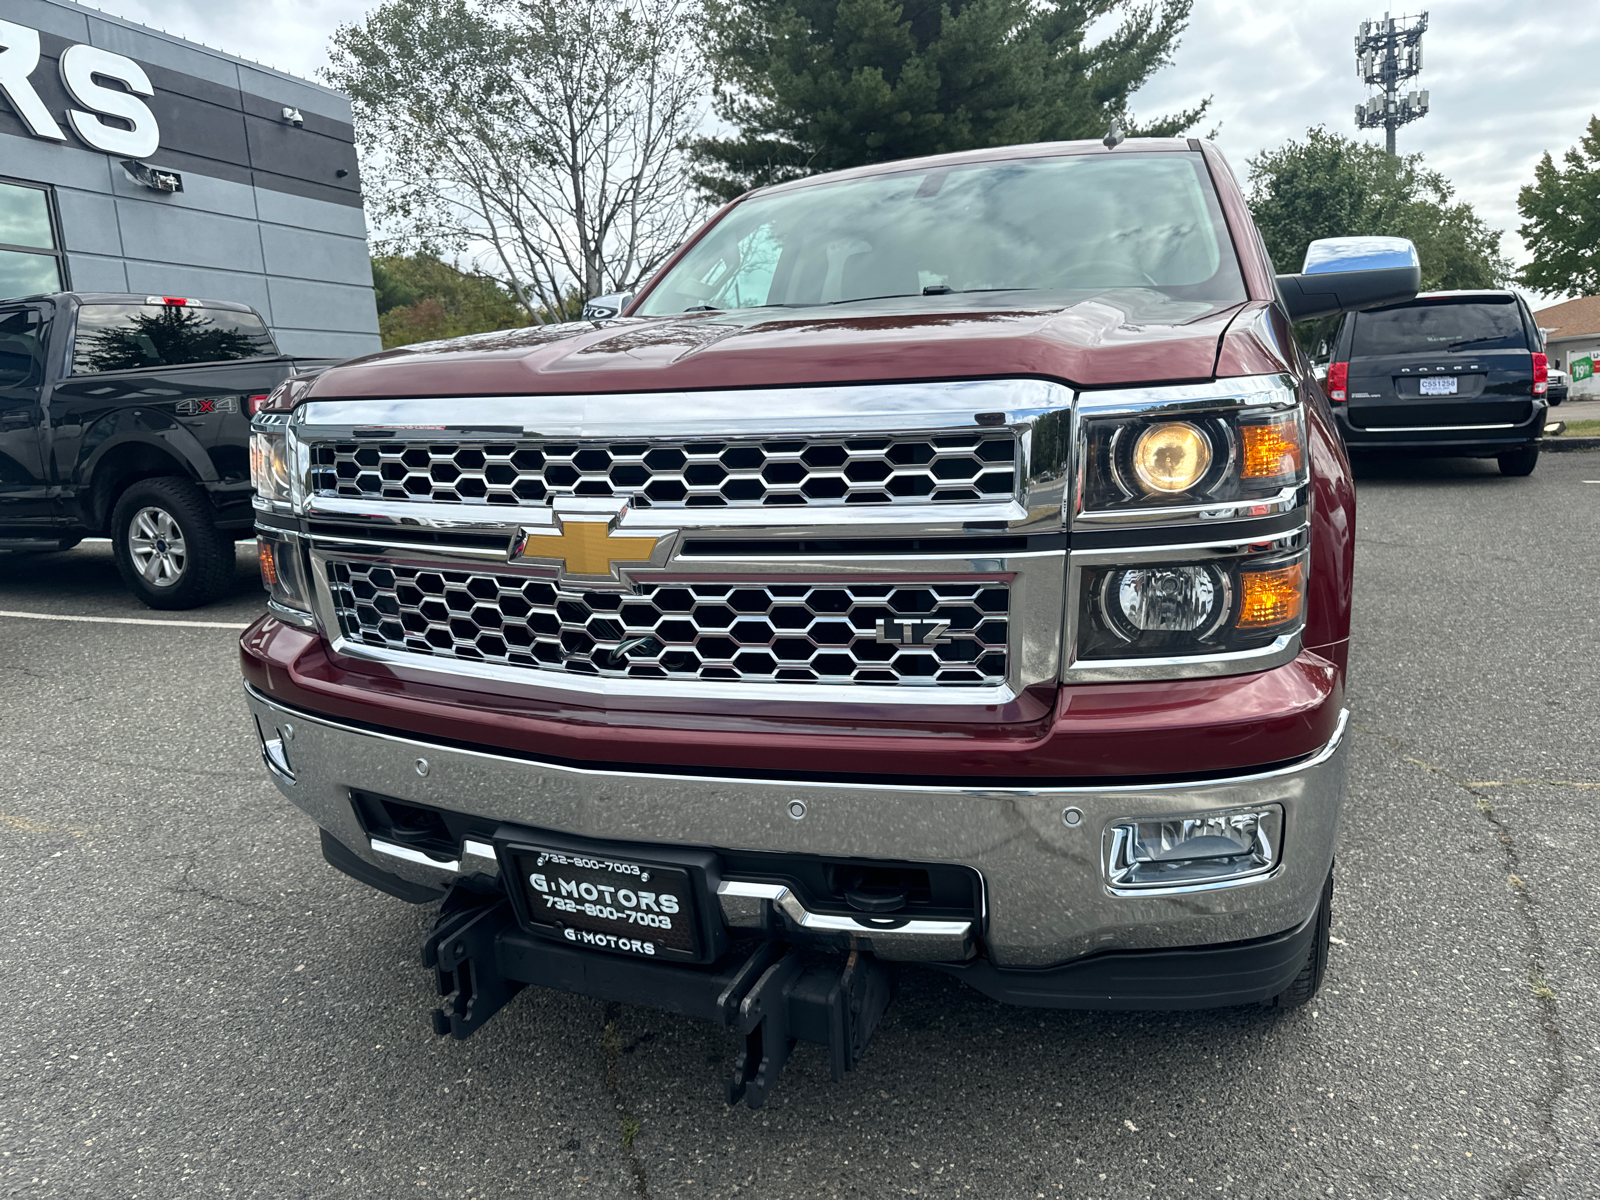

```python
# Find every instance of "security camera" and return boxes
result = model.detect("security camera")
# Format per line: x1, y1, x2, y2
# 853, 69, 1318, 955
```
282, 107, 304, 126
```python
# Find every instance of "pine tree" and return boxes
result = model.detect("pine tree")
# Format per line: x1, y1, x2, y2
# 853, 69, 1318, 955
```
690, 0, 1208, 201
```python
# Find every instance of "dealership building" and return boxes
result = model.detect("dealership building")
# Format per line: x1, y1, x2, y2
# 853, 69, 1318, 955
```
0, 0, 380, 358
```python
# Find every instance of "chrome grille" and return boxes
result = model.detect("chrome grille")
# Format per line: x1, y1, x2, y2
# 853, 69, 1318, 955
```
327, 560, 1009, 686
308, 434, 1017, 508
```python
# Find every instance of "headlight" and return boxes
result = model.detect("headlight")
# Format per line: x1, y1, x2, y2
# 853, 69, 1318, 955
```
1064, 376, 1310, 681
1077, 380, 1305, 519
1130, 422, 1212, 494
250, 415, 293, 506
1076, 552, 1306, 664
256, 530, 313, 617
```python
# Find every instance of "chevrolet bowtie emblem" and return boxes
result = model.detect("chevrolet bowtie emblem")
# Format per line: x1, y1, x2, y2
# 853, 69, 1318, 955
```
508, 516, 663, 578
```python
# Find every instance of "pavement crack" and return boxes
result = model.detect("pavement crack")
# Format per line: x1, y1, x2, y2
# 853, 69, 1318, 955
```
163, 851, 271, 911
0, 661, 54, 682
1350, 721, 1573, 1197
600, 1001, 653, 1199
7, 741, 261, 783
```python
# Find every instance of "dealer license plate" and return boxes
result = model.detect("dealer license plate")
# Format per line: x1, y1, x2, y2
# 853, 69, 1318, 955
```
510, 845, 700, 960
1419, 375, 1458, 395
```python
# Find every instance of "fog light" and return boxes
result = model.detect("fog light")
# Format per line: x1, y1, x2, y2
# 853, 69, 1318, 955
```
1132, 422, 1211, 494
1104, 565, 1227, 638
1105, 806, 1281, 891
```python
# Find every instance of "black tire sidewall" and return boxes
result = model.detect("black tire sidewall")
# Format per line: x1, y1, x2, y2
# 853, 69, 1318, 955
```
1498, 447, 1539, 477
110, 478, 233, 609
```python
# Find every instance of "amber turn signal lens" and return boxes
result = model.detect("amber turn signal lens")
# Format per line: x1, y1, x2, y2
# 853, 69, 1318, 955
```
1240, 420, 1304, 480
1235, 562, 1304, 628
257, 538, 279, 588
1132, 422, 1212, 494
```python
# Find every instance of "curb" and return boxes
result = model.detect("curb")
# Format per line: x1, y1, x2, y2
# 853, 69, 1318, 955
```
1538, 437, 1600, 453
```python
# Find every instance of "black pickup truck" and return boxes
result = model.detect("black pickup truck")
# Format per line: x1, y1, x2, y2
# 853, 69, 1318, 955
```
0, 292, 336, 608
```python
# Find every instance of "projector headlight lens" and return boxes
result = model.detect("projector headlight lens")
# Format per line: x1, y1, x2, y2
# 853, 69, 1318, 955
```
1131, 422, 1212, 495
1075, 378, 1308, 518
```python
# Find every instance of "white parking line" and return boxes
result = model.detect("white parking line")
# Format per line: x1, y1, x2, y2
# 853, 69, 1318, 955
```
0, 609, 251, 630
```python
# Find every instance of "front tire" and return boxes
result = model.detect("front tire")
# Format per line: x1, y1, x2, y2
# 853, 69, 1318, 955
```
1267, 868, 1333, 1009
1497, 446, 1539, 477
110, 478, 234, 609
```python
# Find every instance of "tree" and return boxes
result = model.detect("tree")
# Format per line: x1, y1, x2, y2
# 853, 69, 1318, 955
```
371, 253, 534, 348
690, 0, 1209, 202
1247, 127, 1512, 293
1516, 116, 1600, 298
327, 0, 707, 321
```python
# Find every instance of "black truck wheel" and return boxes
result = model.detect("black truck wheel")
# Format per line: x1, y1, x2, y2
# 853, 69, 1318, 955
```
1497, 446, 1539, 477
1266, 868, 1333, 1009
110, 478, 234, 609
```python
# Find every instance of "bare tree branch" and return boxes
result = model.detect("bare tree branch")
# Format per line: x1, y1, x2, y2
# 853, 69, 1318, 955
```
328, 0, 709, 321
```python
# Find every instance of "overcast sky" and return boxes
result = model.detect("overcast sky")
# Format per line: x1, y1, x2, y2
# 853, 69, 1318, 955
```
79, 0, 1600, 298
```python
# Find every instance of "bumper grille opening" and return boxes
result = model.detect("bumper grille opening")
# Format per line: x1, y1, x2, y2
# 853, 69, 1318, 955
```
328, 560, 1010, 686
352, 791, 460, 860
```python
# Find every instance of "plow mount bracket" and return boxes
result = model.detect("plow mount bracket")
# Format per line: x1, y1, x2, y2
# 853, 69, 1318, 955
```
421, 885, 893, 1108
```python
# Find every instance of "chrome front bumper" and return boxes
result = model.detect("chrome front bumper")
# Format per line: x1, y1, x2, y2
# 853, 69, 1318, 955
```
245, 684, 1348, 969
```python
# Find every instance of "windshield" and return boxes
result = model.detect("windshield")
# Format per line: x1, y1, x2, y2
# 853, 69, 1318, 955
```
1351, 297, 1527, 357
636, 153, 1246, 316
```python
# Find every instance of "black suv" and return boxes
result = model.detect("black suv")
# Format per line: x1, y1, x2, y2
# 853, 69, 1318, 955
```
1323, 289, 1549, 476
0, 292, 335, 607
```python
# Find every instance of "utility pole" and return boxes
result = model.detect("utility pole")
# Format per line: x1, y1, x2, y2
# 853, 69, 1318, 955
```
1355, 12, 1429, 155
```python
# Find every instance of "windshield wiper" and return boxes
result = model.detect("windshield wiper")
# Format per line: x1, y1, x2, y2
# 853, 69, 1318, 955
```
824, 287, 1046, 305
826, 293, 921, 305
1446, 336, 1503, 350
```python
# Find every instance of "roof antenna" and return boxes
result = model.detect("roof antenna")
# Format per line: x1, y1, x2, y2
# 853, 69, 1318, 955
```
1103, 119, 1125, 150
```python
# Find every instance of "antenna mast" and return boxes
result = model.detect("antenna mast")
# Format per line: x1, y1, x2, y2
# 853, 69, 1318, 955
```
1355, 12, 1429, 155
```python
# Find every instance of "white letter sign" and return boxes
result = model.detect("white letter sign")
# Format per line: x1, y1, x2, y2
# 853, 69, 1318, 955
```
0, 18, 65, 141
0, 20, 161, 158
60, 43, 159, 158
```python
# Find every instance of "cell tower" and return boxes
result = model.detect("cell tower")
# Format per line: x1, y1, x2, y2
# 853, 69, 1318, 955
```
1354, 12, 1430, 155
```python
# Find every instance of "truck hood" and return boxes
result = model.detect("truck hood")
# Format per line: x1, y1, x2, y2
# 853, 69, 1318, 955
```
311, 292, 1285, 400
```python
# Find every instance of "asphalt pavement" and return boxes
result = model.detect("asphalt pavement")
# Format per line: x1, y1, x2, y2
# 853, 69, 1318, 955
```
1, 449, 1597, 1199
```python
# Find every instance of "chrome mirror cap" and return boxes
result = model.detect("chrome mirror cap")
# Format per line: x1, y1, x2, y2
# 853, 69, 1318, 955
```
582, 292, 635, 321
1276, 236, 1421, 324
1301, 236, 1420, 275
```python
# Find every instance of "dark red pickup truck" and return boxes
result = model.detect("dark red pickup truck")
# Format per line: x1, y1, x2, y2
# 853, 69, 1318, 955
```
242, 139, 1418, 1106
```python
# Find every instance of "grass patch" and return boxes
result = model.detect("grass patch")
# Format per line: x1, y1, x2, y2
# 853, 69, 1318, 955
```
1556, 419, 1600, 437
620, 1114, 641, 1148
1529, 971, 1556, 1002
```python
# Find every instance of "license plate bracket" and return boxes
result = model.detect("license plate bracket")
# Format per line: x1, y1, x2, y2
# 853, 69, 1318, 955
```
1419, 375, 1458, 396
495, 827, 724, 964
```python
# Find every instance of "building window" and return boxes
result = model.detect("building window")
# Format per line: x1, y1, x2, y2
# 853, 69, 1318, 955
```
0, 179, 66, 300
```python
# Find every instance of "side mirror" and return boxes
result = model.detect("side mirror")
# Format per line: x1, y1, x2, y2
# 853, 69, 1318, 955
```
582, 292, 634, 321
1275, 237, 1421, 323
